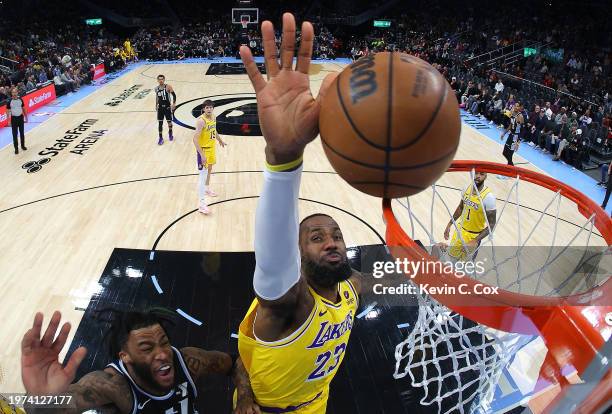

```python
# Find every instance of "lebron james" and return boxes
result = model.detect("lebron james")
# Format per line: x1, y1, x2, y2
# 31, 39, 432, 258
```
235, 13, 373, 414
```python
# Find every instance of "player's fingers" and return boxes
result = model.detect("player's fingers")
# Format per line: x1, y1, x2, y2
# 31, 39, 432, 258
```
239, 46, 266, 93
41, 311, 61, 348
51, 322, 72, 353
29, 312, 43, 346
64, 346, 87, 380
21, 328, 38, 356
296, 21, 314, 74
260, 21, 279, 78
279, 13, 296, 70
316, 72, 339, 104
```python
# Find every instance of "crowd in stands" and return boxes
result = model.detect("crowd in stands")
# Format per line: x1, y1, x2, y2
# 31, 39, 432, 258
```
1, 0, 610, 177
133, 22, 236, 60
0, 8, 131, 105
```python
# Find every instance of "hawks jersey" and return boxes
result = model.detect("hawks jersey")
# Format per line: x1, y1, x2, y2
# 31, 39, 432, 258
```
459, 185, 494, 233
106, 346, 199, 414
238, 279, 359, 413
156, 85, 171, 107
197, 115, 216, 148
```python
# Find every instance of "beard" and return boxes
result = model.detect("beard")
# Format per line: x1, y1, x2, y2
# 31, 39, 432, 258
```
302, 254, 352, 288
130, 359, 166, 390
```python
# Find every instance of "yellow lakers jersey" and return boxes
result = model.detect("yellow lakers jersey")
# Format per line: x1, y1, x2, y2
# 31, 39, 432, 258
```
238, 279, 359, 413
198, 116, 216, 148
460, 185, 491, 233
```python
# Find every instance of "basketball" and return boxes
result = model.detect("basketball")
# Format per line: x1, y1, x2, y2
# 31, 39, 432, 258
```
319, 52, 461, 198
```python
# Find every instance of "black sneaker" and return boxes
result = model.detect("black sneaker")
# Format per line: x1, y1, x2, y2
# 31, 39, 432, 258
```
21, 146, 27, 151
14, 149, 18, 154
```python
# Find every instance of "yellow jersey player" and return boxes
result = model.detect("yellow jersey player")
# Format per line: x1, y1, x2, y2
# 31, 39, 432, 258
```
443, 171, 497, 261
193, 100, 226, 214
234, 13, 373, 414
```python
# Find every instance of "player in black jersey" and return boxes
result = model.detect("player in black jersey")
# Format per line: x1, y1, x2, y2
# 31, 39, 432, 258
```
21, 310, 261, 414
502, 103, 524, 166
156, 74, 176, 145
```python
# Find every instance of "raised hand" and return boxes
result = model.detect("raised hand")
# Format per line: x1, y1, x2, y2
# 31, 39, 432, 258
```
21, 311, 87, 395
239, 13, 337, 165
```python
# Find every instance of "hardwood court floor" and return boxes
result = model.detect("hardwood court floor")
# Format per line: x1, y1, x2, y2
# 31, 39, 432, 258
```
0, 62, 604, 396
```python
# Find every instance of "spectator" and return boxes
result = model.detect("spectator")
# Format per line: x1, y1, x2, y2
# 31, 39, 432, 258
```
60, 70, 77, 92
579, 109, 592, 128
541, 110, 556, 151
461, 80, 478, 105
593, 106, 605, 125
16, 82, 26, 96
494, 79, 504, 94
0, 86, 8, 104
26, 76, 36, 92
555, 107, 567, 124
488, 93, 504, 125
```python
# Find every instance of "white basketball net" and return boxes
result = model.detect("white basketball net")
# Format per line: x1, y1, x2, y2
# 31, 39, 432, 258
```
391, 167, 609, 414
394, 293, 530, 414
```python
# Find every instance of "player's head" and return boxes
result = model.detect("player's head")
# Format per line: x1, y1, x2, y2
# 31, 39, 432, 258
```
299, 214, 352, 288
157, 74, 165, 85
473, 171, 487, 188
11, 88, 18, 98
106, 309, 175, 392
202, 100, 214, 116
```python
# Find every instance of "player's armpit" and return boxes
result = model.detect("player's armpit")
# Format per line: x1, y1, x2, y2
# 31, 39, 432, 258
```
180, 347, 232, 380
256, 279, 302, 313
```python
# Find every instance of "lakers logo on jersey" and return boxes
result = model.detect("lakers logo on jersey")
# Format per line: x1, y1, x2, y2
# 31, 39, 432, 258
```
238, 279, 358, 413
307, 311, 353, 349
198, 116, 216, 148
449, 185, 494, 260
461, 186, 491, 233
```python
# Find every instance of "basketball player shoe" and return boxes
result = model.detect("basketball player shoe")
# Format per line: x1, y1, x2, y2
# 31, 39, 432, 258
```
169, 133, 174, 141
198, 202, 211, 215
158, 136, 164, 145
205, 189, 217, 197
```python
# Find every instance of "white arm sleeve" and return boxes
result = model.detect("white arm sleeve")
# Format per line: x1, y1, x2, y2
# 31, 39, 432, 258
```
483, 193, 496, 211
253, 166, 302, 300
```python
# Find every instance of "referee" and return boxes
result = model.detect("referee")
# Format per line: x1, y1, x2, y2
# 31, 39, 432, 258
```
8, 88, 28, 154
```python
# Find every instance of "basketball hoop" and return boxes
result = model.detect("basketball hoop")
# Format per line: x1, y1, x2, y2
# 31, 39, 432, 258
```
241, 18, 249, 30
384, 160, 611, 413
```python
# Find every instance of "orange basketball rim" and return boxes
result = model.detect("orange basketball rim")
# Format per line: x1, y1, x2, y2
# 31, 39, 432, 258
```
383, 160, 611, 414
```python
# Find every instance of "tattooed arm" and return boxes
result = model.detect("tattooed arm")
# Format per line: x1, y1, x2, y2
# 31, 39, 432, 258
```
180, 348, 259, 413
181, 347, 233, 379
24, 369, 133, 414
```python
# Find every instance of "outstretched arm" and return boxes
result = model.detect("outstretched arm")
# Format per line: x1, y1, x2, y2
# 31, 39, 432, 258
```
21, 311, 132, 413
25, 370, 132, 414
240, 13, 336, 310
